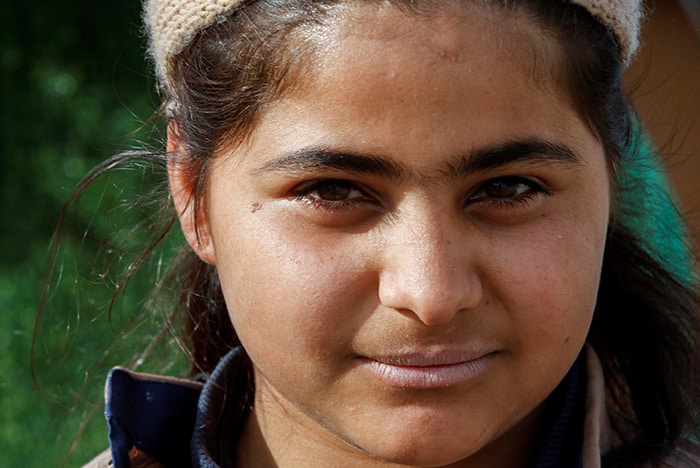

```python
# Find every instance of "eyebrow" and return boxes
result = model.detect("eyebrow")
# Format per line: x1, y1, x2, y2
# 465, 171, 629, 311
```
255, 139, 583, 180
448, 139, 583, 177
256, 148, 408, 179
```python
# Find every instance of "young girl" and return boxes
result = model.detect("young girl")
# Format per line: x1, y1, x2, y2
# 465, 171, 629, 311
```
81, 0, 700, 466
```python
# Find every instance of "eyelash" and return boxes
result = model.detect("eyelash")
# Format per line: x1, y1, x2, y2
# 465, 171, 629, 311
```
466, 176, 549, 209
293, 176, 548, 212
293, 179, 376, 211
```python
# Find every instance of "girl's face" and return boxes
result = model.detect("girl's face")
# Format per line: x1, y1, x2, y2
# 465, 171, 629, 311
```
175, 3, 610, 466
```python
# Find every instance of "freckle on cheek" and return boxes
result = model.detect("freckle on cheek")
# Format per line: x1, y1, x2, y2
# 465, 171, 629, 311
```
250, 202, 262, 213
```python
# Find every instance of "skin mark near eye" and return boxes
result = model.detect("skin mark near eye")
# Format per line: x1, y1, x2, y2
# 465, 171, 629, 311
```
251, 202, 263, 213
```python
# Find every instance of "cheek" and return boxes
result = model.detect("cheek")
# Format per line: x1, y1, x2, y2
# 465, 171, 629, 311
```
489, 209, 608, 348
212, 211, 372, 363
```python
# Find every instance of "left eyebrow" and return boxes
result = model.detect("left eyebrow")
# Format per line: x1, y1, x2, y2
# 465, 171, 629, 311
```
447, 139, 584, 177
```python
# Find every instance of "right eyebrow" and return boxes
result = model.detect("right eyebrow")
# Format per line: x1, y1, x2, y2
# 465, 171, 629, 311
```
255, 147, 409, 180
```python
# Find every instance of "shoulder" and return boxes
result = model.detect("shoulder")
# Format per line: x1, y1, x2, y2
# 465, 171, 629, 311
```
662, 438, 700, 467
81, 447, 166, 468
104, 367, 204, 467
582, 347, 700, 467
81, 448, 112, 468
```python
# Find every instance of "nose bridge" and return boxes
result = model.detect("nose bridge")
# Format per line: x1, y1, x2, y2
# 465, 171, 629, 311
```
404, 212, 455, 286
378, 201, 481, 325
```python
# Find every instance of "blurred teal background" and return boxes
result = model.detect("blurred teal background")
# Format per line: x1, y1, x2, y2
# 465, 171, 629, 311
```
0, 1, 186, 465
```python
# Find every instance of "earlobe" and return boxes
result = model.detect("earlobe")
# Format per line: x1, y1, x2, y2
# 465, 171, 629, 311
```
166, 121, 217, 265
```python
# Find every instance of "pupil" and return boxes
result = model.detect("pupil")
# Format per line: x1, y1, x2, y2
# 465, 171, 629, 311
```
486, 180, 518, 198
318, 182, 351, 201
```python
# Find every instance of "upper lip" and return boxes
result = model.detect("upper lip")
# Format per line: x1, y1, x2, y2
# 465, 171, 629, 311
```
363, 347, 495, 367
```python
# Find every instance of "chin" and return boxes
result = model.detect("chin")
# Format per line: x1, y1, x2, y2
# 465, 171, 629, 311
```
346, 423, 488, 467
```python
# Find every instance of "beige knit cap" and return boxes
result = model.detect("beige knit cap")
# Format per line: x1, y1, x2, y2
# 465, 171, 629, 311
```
144, 0, 642, 91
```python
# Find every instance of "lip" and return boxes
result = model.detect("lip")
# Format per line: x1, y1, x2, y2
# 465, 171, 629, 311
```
358, 348, 497, 389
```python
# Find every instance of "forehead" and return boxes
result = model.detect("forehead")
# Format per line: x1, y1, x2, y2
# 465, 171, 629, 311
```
304, 1, 565, 99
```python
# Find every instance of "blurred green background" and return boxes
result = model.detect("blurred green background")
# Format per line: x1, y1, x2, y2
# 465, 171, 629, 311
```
0, 1, 186, 465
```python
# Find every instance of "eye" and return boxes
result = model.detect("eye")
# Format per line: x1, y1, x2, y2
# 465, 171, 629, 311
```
467, 176, 548, 208
294, 179, 375, 210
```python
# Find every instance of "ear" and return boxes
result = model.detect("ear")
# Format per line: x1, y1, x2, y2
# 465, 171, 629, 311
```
167, 121, 217, 265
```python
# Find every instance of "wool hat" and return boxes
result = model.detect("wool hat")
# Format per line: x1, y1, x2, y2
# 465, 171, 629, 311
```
144, 0, 642, 92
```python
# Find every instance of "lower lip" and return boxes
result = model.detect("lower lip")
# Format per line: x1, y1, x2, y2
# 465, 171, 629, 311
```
358, 353, 496, 389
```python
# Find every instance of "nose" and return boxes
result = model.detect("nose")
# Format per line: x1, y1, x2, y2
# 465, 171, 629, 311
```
377, 206, 482, 326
